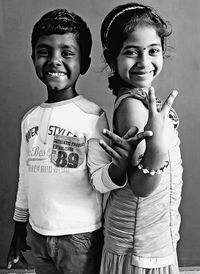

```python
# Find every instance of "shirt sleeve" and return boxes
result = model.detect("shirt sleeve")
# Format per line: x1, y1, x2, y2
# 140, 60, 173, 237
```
87, 111, 126, 193
13, 118, 29, 222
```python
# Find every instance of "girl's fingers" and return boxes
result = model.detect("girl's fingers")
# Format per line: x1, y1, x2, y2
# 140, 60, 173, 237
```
128, 130, 153, 146
162, 90, 178, 113
148, 87, 157, 114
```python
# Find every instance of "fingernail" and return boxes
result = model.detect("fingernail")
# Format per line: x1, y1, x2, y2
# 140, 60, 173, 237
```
150, 86, 154, 91
103, 129, 107, 134
13, 258, 19, 263
173, 90, 178, 96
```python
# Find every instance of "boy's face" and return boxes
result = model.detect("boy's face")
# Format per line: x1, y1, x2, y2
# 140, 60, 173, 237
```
33, 33, 81, 99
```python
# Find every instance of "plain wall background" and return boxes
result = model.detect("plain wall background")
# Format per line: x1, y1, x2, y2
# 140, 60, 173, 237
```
0, 0, 200, 268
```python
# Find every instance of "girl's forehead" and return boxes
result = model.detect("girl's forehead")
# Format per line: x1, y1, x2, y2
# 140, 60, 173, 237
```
123, 26, 161, 47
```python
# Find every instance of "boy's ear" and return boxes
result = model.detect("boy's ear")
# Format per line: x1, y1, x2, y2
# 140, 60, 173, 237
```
80, 57, 91, 75
31, 54, 35, 64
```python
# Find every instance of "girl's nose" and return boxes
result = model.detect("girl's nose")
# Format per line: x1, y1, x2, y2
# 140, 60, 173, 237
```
136, 52, 150, 68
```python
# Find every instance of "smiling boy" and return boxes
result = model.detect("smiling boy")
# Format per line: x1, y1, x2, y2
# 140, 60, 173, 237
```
6, 9, 152, 274
6, 9, 122, 274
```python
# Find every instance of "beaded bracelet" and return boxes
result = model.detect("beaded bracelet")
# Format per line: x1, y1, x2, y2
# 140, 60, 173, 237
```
137, 160, 169, 176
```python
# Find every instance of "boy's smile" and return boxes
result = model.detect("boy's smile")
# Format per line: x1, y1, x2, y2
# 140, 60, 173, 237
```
33, 33, 81, 101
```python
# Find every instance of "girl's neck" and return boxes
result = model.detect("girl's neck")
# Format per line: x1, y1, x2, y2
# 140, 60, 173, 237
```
117, 85, 150, 97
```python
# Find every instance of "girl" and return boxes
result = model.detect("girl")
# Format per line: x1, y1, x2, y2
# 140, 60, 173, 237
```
99, 2, 183, 273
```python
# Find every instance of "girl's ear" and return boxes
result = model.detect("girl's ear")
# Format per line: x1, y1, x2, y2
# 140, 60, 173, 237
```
80, 57, 91, 75
103, 49, 116, 71
103, 49, 109, 64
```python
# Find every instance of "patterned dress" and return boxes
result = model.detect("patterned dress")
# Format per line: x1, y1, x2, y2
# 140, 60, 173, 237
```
100, 88, 183, 274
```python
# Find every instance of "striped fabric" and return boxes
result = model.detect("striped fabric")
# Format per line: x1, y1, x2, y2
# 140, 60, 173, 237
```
14, 206, 29, 222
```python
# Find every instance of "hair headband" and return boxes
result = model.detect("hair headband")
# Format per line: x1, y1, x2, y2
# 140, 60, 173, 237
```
105, 6, 145, 41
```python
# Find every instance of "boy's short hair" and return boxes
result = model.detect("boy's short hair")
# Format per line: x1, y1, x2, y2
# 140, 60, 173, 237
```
31, 9, 92, 68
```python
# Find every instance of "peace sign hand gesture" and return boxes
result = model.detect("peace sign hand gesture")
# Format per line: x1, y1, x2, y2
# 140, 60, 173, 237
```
144, 87, 178, 157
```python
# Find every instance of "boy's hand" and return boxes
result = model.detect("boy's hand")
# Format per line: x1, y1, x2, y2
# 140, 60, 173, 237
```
100, 127, 153, 175
7, 222, 31, 269
7, 248, 29, 269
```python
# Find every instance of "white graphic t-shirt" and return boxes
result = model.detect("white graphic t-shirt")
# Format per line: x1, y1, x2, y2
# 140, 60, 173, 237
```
14, 95, 123, 236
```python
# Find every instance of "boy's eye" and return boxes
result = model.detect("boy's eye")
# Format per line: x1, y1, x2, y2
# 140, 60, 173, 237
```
62, 50, 74, 58
36, 49, 49, 56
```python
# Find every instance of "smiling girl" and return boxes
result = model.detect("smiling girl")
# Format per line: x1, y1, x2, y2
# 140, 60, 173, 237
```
99, 3, 183, 273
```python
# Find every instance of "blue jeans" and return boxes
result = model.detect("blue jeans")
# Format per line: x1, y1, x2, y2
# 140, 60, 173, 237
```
30, 227, 103, 274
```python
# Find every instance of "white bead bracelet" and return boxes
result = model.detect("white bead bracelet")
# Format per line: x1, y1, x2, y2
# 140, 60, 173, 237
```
137, 161, 169, 176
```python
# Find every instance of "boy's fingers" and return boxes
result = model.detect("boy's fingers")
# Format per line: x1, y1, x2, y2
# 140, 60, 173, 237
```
19, 252, 28, 265
162, 90, 178, 112
7, 248, 20, 269
148, 87, 157, 113
7, 255, 19, 269
103, 129, 121, 142
99, 140, 120, 158
7, 249, 14, 269
26, 245, 31, 250
123, 126, 138, 139
7, 261, 13, 269
128, 131, 153, 145
102, 129, 128, 149
7, 255, 13, 269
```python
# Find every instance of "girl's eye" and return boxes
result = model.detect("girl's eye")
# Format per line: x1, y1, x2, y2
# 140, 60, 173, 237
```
124, 50, 139, 57
149, 48, 161, 55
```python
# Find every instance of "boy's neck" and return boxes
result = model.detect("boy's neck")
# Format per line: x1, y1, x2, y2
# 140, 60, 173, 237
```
45, 88, 79, 103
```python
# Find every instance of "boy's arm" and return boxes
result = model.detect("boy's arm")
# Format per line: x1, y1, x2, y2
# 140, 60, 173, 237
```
7, 119, 30, 269
99, 127, 153, 186
13, 119, 29, 222
87, 112, 123, 193
87, 111, 152, 193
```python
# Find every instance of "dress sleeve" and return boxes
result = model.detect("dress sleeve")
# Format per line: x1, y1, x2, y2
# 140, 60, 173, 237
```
87, 111, 126, 193
13, 118, 29, 222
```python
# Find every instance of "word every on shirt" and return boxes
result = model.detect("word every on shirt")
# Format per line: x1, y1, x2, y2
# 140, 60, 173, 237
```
26, 125, 75, 143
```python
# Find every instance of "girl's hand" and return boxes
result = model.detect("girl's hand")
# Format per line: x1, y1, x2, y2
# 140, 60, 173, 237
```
100, 127, 153, 174
144, 87, 178, 156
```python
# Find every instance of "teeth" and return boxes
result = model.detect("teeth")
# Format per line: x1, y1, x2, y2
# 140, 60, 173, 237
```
48, 72, 65, 76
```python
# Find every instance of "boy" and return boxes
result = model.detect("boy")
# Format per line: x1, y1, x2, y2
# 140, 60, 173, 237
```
7, 8, 151, 274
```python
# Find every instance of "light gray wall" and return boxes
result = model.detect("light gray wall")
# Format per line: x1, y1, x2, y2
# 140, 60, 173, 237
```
0, 0, 200, 267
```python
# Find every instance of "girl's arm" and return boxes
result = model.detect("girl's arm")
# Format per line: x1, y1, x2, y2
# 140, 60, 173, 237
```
115, 88, 177, 197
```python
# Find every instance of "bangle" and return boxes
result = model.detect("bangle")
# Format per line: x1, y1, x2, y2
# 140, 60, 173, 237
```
137, 160, 169, 176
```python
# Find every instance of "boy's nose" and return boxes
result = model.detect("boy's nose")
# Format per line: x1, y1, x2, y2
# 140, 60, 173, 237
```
48, 54, 62, 66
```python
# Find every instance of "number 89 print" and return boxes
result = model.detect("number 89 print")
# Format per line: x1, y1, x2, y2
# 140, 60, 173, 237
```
51, 135, 85, 168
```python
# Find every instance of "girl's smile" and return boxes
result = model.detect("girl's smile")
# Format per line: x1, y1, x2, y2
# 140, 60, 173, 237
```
116, 26, 163, 89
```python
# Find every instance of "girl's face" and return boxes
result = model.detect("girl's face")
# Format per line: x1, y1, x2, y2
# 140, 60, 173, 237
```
116, 26, 163, 90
